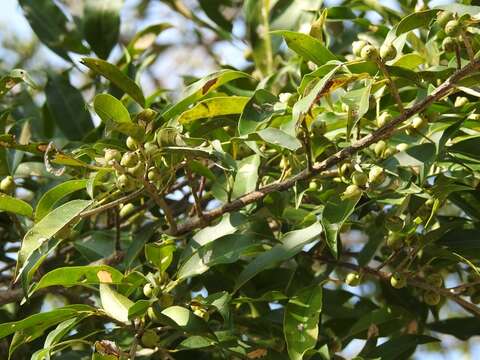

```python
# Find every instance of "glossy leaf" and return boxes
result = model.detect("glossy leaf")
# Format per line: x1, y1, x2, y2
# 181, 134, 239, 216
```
128, 23, 172, 55
145, 242, 175, 273
396, 10, 437, 36
0, 193, 33, 218
239, 89, 277, 136
232, 154, 260, 199
178, 96, 249, 125
99, 284, 134, 323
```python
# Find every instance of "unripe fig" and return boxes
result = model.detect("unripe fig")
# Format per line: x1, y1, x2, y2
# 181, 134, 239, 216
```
309, 181, 318, 191
390, 272, 407, 289
128, 163, 144, 178
376, 112, 392, 128
351, 171, 368, 187
141, 329, 159, 348
411, 116, 428, 130
345, 272, 362, 286
137, 108, 157, 123
311, 119, 327, 136
342, 184, 362, 199
386, 232, 404, 250
0, 176, 15, 193
454, 96, 468, 108
423, 290, 441, 306
352, 40, 368, 57
386, 216, 404, 232
361, 44, 379, 61
104, 149, 121, 164
144, 142, 159, 156
380, 44, 397, 61
383, 147, 397, 158
116, 174, 135, 192
442, 37, 456, 52
120, 151, 139, 168
119, 203, 135, 218
436, 11, 453, 27
126, 136, 138, 150
368, 166, 385, 185
143, 283, 154, 298
339, 163, 353, 178
444, 19, 461, 37
374, 140, 387, 157
426, 273, 443, 288
148, 168, 161, 182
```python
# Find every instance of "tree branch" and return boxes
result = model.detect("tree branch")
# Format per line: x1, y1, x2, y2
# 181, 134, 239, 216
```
170, 60, 480, 236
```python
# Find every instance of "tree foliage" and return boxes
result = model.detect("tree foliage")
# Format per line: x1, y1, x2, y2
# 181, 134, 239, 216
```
1, 0, 480, 359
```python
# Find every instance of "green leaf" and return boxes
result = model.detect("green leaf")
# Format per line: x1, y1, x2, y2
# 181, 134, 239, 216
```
428, 317, 480, 341
19, 0, 88, 60
0, 193, 33, 218
99, 284, 134, 323
321, 193, 361, 258
45, 74, 94, 141
235, 222, 322, 290
232, 154, 260, 199
449, 135, 480, 160
159, 306, 210, 334
83, 0, 123, 59
32, 265, 124, 294
366, 335, 439, 359
35, 180, 88, 221
145, 242, 175, 273
0, 305, 95, 340
348, 307, 401, 337
284, 284, 323, 360
93, 93, 143, 138
178, 96, 249, 125
255, 128, 302, 151
238, 89, 277, 136
0, 69, 37, 98
128, 23, 172, 55
395, 10, 437, 36
16, 200, 92, 283
81, 58, 145, 107
162, 70, 250, 120
271, 31, 337, 66
177, 234, 258, 280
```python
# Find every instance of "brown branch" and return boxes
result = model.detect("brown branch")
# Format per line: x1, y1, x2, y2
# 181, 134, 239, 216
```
170, 60, 480, 236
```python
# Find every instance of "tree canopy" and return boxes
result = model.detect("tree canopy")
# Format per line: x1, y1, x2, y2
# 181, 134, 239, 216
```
1, 0, 480, 359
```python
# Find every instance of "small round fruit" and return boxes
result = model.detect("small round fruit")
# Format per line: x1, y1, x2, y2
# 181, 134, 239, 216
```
380, 44, 397, 61
345, 272, 362, 286
361, 44, 379, 61
143, 283, 154, 298
377, 112, 392, 128
352, 40, 368, 57
442, 37, 456, 52
411, 116, 428, 130
144, 142, 159, 156
390, 272, 407, 289
126, 136, 138, 150
141, 329, 159, 348
423, 290, 441, 306
120, 151, 139, 168
309, 181, 318, 191
426, 273, 443, 288
116, 174, 135, 192
119, 203, 135, 218
455, 96, 468, 108
311, 119, 327, 136
148, 169, 161, 182
368, 166, 385, 185
0, 176, 15, 193
193, 308, 210, 321
339, 163, 353, 178
386, 232, 404, 250
128, 163, 144, 178
351, 171, 368, 187
374, 140, 387, 157
383, 148, 397, 158
386, 216, 404, 232
436, 11, 453, 27
343, 184, 362, 199
444, 19, 461, 37
104, 149, 121, 164
137, 108, 157, 123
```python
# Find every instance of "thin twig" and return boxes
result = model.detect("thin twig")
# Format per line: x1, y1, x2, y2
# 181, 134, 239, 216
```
377, 59, 404, 111
80, 188, 145, 218
461, 30, 475, 62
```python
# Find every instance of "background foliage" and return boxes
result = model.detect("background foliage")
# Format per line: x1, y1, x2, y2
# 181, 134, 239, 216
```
1, 0, 480, 359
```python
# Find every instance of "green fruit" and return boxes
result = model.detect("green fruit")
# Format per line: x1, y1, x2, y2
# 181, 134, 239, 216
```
423, 291, 441, 306
455, 96, 468, 108
442, 37, 456, 52
147, 307, 159, 321
120, 151, 139, 168
116, 174, 135, 192
309, 181, 318, 191
339, 163, 353, 178
193, 308, 210, 321
128, 163, 144, 178
0, 176, 15, 193
352, 40, 368, 57
143, 283, 154, 298
380, 44, 397, 61
104, 149, 121, 164
376, 112, 392, 128
119, 203, 135, 218
436, 11, 453, 27
386, 232, 404, 250
144, 142, 159, 156
386, 216, 404, 232
148, 168, 161, 182
343, 184, 362, 199
360, 44, 379, 61
345, 272, 362, 286
390, 272, 407, 289
426, 273, 443, 288
141, 329, 159, 348
444, 19, 461, 37
137, 108, 157, 123
411, 116, 428, 130
368, 166, 385, 185
126, 136, 138, 150
351, 171, 368, 187
311, 119, 327, 136
383, 147, 397, 158
374, 140, 387, 157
